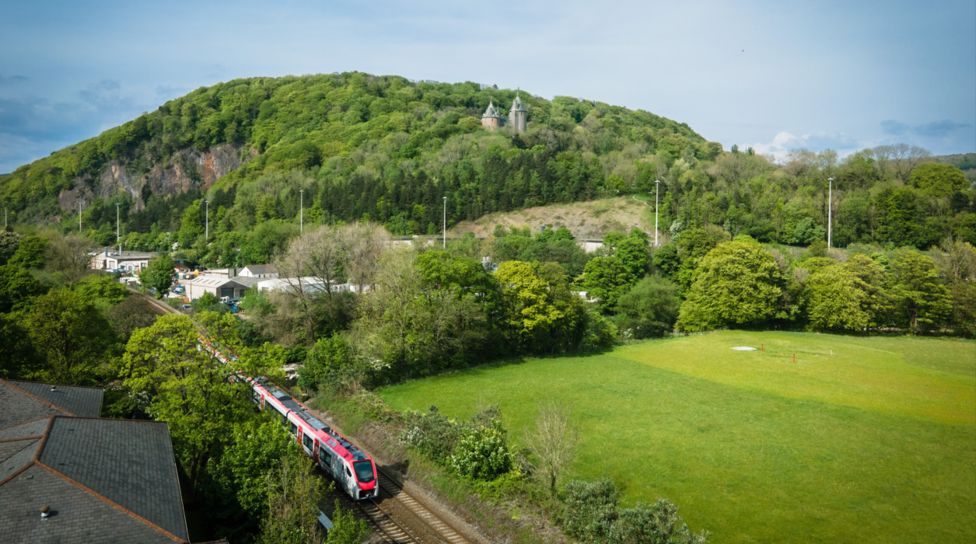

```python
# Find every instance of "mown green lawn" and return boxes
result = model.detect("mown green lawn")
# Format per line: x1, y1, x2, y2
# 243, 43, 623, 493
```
378, 331, 976, 543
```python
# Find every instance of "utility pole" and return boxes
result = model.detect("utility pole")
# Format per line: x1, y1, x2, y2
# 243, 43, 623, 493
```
78, 201, 82, 234
827, 177, 833, 248
654, 179, 661, 247
204, 199, 209, 243
299, 189, 304, 235
442, 196, 447, 249
116, 203, 121, 254
4, 207, 7, 230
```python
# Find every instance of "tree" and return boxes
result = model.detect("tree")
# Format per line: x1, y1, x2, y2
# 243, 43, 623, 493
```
578, 256, 634, 313
24, 288, 116, 384
140, 254, 175, 298
527, 403, 578, 496
0, 313, 40, 379
338, 222, 389, 292
120, 314, 253, 487
0, 263, 44, 312
676, 237, 789, 331
213, 418, 294, 518
325, 500, 369, 544
804, 264, 873, 332
495, 260, 587, 353
888, 248, 952, 333
298, 333, 355, 393
613, 276, 680, 338
258, 448, 326, 544
910, 163, 967, 198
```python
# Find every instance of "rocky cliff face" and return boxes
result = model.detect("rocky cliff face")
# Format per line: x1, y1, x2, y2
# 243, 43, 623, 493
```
58, 144, 248, 211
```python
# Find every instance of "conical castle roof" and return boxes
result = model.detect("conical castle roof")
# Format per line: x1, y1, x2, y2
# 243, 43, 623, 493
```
482, 100, 502, 119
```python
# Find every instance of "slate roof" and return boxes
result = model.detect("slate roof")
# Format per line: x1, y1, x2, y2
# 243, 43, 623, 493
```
7, 381, 104, 418
239, 264, 278, 276
0, 380, 189, 543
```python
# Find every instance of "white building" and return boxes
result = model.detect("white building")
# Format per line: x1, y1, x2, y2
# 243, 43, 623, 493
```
256, 277, 368, 295
238, 264, 278, 279
89, 250, 156, 273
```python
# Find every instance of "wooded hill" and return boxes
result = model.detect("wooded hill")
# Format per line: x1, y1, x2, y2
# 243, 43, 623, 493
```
0, 72, 973, 266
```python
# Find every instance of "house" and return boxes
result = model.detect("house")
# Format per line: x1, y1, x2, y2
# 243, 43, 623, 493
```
255, 277, 368, 295
184, 274, 258, 301
0, 380, 189, 544
89, 250, 157, 273
237, 265, 278, 279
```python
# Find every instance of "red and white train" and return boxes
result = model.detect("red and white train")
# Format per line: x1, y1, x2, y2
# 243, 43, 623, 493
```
201, 339, 379, 500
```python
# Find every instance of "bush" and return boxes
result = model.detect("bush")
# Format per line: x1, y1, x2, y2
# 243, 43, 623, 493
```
450, 424, 513, 481
609, 499, 709, 544
561, 479, 619, 543
399, 406, 463, 463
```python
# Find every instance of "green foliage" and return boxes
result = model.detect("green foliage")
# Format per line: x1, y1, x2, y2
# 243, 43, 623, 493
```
450, 423, 513, 481
400, 406, 464, 463
8, 234, 48, 269
561, 479, 619, 543
910, 162, 968, 197
579, 255, 634, 312
212, 418, 294, 518
140, 254, 175, 298
676, 237, 789, 331
492, 226, 590, 277
23, 288, 116, 384
609, 499, 709, 544
0, 263, 44, 312
0, 313, 40, 378
0, 231, 20, 265
298, 333, 355, 393
258, 447, 327, 544
889, 249, 953, 333
325, 500, 369, 544
120, 313, 253, 486
495, 260, 587, 353
74, 273, 128, 308
803, 256, 893, 332
613, 275, 680, 338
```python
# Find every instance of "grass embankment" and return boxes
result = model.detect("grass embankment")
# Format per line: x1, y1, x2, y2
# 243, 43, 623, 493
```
378, 331, 976, 543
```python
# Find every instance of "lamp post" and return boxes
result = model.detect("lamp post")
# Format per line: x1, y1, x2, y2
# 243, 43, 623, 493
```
204, 199, 209, 243
116, 203, 121, 254
827, 177, 833, 248
78, 201, 82, 234
299, 189, 304, 235
654, 179, 661, 247
442, 196, 447, 249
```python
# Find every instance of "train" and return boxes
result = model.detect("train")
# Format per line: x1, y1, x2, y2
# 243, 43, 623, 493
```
200, 339, 379, 500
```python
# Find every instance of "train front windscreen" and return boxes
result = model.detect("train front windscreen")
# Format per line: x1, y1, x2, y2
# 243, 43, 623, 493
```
354, 461, 375, 483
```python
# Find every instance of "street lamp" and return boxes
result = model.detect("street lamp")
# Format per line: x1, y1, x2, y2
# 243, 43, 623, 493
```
116, 203, 121, 254
204, 199, 209, 243
299, 188, 304, 235
827, 177, 833, 248
442, 196, 447, 249
654, 179, 661, 247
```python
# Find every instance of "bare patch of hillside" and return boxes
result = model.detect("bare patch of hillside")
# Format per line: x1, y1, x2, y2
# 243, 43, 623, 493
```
450, 196, 654, 240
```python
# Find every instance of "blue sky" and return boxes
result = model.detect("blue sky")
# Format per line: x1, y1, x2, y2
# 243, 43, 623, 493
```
1, 0, 973, 173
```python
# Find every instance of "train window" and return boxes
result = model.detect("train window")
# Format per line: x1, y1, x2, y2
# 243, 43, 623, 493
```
354, 461, 374, 483
302, 434, 312, 450
289, 422, 297, 435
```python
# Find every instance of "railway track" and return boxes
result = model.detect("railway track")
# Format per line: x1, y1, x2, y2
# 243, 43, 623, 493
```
136, 291, 478, 544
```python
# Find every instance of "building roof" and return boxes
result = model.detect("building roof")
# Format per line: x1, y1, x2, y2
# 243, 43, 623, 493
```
102, 251, 157, 261
5, 381, 104, 418
510, 94, 526, 112
482, 100, 502, 119
239, 264, 277, 275
0, 380, 189, 543
186, 274, 258, 289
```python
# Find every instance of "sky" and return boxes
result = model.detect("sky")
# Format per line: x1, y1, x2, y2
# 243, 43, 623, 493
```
1, 0, 974, 173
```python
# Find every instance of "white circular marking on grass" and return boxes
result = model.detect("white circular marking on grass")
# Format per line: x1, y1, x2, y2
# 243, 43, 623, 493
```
731, 346, 758, 351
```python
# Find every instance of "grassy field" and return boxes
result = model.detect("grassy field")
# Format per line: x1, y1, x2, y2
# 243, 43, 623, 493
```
378, 331, 976, 543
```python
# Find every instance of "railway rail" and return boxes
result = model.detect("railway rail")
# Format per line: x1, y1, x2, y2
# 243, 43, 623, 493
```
137, 291, 479, 544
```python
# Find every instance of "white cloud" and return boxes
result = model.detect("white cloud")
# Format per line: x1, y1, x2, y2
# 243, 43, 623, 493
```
747, 131, 861, 163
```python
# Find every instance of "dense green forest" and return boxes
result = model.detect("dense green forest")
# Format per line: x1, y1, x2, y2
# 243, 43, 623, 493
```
1, 73, 972, 268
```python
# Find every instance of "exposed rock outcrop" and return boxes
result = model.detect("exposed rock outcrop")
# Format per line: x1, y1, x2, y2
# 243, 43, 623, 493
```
58, 144, 248, 211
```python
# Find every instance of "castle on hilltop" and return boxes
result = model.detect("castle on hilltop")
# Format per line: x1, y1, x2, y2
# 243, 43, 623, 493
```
481, 94, 527, 134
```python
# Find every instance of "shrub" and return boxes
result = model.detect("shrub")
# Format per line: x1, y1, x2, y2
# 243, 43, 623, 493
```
561, 479, 619, 543
450, 424, 513, 481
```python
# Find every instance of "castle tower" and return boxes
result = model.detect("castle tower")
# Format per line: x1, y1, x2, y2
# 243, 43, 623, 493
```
509, 93, 527, 134
481, 100, 503, 130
